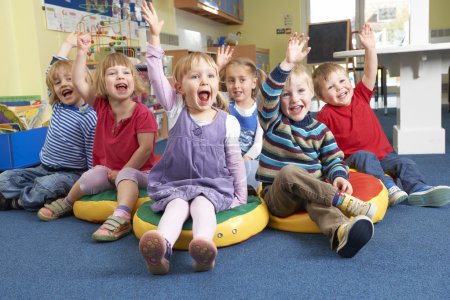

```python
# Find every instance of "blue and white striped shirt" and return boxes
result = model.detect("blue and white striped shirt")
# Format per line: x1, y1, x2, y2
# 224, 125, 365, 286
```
40, 102, 97, 170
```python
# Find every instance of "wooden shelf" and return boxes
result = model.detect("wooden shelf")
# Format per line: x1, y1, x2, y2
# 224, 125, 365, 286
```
174, 0, 243, 25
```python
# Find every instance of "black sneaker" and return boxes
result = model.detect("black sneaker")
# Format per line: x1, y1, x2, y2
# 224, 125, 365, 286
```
0, 193, 12, 210
336, 215, 374, 258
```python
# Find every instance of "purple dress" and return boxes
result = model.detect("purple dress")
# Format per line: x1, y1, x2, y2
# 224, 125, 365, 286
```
148, 107, 235, 213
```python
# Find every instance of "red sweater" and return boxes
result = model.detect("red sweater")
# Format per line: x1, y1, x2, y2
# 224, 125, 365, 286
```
317, 82, 393, 160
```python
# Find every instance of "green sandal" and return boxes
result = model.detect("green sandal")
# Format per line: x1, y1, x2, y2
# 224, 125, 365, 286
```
91, 215, 131, 242
37, 198, 73, 221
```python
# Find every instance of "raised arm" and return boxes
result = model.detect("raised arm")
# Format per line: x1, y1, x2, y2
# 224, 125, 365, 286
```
359, 23, 378, 91
216, 45, 234, 72
141, 1, 177, 111
56, 31, 79, 58
72, 32, 96, 106
141, 1, 164, 49
279, 33, 311, 72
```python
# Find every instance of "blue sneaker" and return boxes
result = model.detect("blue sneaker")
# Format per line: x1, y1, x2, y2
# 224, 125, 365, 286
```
408, 186, 450, 207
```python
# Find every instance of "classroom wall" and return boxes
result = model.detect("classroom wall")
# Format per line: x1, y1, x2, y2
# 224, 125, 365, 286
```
429, 0, 450, 29
0, 0, 448, 100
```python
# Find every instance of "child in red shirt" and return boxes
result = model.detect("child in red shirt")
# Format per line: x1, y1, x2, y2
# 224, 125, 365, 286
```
314, 23, 450, 207
37, 32, 158, 242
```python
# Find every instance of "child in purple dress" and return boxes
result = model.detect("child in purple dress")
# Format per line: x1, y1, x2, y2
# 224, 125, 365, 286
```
140, 2, 247, 275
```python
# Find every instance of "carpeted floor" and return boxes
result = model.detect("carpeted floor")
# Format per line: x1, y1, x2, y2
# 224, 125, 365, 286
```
0, 105, 449, 299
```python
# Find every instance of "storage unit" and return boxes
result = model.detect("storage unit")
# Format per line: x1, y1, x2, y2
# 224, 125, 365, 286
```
0, 127, 48, 171
208, 45, 270, 73
174, 0, 244, 25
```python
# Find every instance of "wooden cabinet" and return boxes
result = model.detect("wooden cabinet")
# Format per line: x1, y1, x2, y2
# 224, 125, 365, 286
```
208, 44, 270, 74
174, 0, 244, 25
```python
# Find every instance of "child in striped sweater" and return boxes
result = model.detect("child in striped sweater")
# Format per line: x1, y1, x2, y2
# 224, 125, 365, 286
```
257, 33, 377, 258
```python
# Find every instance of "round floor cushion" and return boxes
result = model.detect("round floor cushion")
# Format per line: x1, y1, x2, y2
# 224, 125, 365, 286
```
73, 189, 150, 223
268, 170, 389, 233
133, 195, 269, 250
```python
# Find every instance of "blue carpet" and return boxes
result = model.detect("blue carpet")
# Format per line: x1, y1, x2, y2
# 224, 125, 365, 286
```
1, 106, 449, 299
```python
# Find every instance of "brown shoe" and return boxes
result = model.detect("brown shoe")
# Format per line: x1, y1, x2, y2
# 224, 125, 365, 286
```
91, 215, 131, 242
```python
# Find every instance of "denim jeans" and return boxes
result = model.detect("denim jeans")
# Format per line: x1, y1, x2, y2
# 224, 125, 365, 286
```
0, 165, 81, 211
345, 150, 427, 194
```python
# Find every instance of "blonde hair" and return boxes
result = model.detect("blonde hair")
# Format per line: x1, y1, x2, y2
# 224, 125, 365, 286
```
173, 52, 229, 113
94, 52, 148, 99
312, 62, 347, 100
222, 57, 267, 100
46, 60, 80, 105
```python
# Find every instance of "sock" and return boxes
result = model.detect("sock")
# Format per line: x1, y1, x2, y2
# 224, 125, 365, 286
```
64, 197, 74, 207
413, 186, 432, 193
113, 205, 131, 220
332, 192, 343, 207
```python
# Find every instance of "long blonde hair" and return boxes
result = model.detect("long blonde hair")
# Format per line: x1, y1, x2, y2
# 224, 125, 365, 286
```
94, 52, 148, 99
173, 52, 229, 113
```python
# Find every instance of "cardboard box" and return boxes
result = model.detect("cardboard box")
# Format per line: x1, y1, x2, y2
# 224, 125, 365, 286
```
0, 127, 48, 171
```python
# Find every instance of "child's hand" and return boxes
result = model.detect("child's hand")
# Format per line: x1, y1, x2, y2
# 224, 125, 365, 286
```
65, 31, 80, 48
141, 1, 164, 38
107, 170, 119, 183
333, 177, 353, 195
216, 45, 234, 71
358, 23, 376, 50
77, 32, 91, 54
281, 33, 310, 70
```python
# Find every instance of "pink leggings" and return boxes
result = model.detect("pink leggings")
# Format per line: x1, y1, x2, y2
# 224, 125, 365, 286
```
79, 165, 148, 195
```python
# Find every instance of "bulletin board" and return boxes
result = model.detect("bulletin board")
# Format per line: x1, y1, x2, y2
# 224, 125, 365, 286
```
43, 0, 147, 39
306, 20, 350, 64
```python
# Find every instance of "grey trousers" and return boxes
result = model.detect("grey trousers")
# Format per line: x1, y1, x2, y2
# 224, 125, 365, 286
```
261, 165, 349, 248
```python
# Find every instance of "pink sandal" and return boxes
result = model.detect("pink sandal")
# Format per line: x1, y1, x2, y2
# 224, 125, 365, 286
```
91, 215, 131, 242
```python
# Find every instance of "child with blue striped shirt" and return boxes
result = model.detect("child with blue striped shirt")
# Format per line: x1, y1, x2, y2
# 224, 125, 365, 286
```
0, 32, 97, 211
257, 33, 377, 258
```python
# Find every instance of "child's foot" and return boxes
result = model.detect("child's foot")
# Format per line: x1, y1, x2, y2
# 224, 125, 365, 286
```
139, 230, 172, 275
387, 185, 408, 206
188, 238, 217, 272
37, 198, 73, 221
336, 215, 374, 258
0, 193, 11, 210
408, 186, 450, 207
91, 215, 131, 242
336, 192, 377, 219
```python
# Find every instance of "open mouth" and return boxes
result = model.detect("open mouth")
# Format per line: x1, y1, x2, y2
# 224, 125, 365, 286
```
289, 104, 304, 114
115, 83, 128, 92
198, 91, 211, 103
61, 89, 73, 97
338, 91, 348, 100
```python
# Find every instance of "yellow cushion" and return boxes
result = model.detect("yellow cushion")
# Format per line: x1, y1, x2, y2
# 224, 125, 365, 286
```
73, 189, 150, 223
268, 170, 388, 233
133, 195, 269, 250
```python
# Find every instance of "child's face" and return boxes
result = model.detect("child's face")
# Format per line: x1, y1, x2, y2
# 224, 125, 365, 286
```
225, 64, 256, 105
52, 69, 84, 107
319, 70, 353, 106
176, 59, 219, 113
104, 65, 135, 101
280, 73, 314, 122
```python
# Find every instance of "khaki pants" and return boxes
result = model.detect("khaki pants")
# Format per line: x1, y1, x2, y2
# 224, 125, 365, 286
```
261, 165, 349, 248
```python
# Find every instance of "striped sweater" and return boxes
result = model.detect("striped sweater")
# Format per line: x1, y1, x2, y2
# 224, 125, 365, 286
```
256, 65, 348, 186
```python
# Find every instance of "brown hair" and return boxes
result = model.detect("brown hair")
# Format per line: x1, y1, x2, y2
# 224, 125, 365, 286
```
94, 52, 148, 99
312, 62, 347, 100
222, 57, 267, 100
173, 52, 229, 113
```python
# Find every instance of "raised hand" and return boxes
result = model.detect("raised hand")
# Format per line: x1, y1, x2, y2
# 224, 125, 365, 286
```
76, 32, 91, 54
358, 23, 376, 50
65, 31, 80, 48
141, 1, 164, 39
285, 33, 310, 65
216, 45, 234, 71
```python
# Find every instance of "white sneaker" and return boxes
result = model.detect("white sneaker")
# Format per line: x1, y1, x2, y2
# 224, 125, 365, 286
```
337, 193, 377, 220
408, 186, 450, 207
387, 185, 408, 206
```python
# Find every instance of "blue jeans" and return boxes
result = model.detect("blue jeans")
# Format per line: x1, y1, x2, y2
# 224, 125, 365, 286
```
345, 150, 427, 194
0, 165, 81, 211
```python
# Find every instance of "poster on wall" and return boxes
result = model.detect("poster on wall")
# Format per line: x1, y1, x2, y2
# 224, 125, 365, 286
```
43, 0, 145, 40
